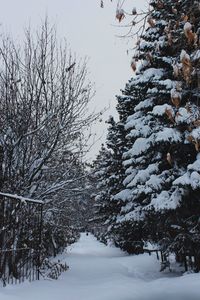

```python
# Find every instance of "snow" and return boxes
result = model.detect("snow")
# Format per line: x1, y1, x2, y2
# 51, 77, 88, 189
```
123, 170, 137, 185
175, 107, 191, 124
135, 98, 154, 111
125, 112, 151, 131
180, 50, 190, 62
188, 154, 200, 171
125, 137, 151, 157
170, 88, 182, 101
189, 171, 200, 188
159, 79, 174, 89
127, 164, 158, 188
0, 192, 43, 204
192, 49, 200, 61
184, 22, 192, 32
147, 189, 182, 211
117, 205, 145, 222
174, 170, 200, 189
136, 68, 164, 83
191, 127, 200, 139
114, 189, 132, 202
174, 172, 191, 186
155, 128, 182, 143
174, 155, 200, 189
128, 124, 151, 138
146, 174, 163, 190
152, 104, 173, 116
1, 233, 200, 300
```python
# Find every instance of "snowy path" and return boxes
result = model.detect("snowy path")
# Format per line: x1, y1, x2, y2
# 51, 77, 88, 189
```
1, 233, 200, 300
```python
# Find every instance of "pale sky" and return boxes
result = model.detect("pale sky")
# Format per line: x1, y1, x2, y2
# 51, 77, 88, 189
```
1, 0, 147, 159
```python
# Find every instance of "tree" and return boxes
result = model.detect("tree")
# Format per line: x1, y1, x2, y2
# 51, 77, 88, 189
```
118, 0, 200, 267
0, 20, 97, 256
90, 144, 113, 241
109, 73, 151, 253
97, 0, 200, 271
40, 149, 87, 256
91, 87, 135, 243
0, 21, 95, 195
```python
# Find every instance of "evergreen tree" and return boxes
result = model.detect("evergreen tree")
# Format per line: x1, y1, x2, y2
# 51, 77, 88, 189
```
91, 144, 113, 241
104, 116, 127, 241
109, 79, 149, 253
91, 110, 129, 240
102, 0, 200, 270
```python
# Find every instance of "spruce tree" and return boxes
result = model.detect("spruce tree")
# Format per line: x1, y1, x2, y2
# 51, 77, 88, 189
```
92, 114, 128, 242
91, 144, 114, 241
111, 0, 200, 270
109, 77, 150, 252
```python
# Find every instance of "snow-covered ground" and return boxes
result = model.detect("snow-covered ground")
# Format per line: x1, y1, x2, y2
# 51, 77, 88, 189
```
1, 233, 200, 300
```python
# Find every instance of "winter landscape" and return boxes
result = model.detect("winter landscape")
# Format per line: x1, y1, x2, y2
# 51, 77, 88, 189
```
1, 233, 200, 300
0, 0, 200, 299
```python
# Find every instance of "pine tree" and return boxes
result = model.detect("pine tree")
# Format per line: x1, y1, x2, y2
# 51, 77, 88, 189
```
110, 0, 200, 270
109, 78, 149, 253
91, 144, 113, 242
104, 116, 127, 241
92, 115, 127, 243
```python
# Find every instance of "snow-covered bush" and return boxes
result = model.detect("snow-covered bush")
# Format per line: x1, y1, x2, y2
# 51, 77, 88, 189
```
40, 258, 69, 280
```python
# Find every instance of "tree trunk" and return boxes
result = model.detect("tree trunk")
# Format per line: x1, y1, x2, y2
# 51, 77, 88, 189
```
0, 145, 3, 190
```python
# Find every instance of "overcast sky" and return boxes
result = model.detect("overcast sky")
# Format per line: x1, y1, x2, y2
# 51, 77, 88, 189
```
1, 0, 147, 159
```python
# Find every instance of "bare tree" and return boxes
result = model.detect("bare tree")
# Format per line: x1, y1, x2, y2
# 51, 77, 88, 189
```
101, 0, 151, 41
0, 19, 100, 255
0, 20, 97, 197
